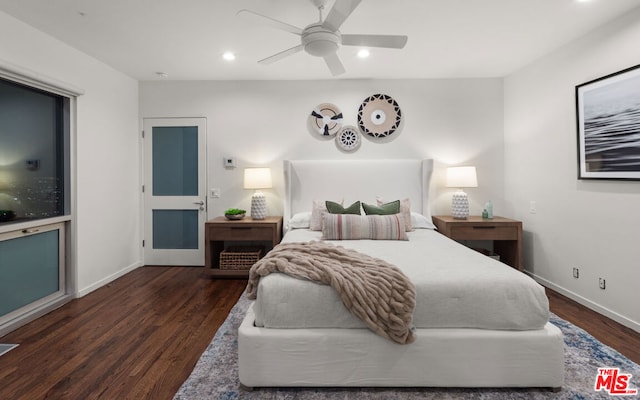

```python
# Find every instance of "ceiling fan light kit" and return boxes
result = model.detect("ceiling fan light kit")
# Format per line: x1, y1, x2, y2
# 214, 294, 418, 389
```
301, 24, 340, 57
238, 0, 408, 76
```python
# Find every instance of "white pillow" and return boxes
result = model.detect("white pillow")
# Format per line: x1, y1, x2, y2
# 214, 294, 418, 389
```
310, 199, 342, 231
288, 212, 311, 229
411, 212, 436, 230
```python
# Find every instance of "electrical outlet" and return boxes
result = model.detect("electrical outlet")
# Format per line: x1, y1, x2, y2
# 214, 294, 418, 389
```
529, 201, 537, 214
572, 267, 579, 279
599, 278, 606, 290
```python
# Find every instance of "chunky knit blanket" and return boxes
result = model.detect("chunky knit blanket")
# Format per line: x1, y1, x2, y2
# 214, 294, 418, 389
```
246, 241, 416, 344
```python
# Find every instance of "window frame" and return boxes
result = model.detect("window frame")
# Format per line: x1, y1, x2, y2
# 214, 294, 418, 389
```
0, 60, 82, 336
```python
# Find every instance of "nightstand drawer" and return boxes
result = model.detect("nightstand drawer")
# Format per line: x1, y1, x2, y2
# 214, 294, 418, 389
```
449, 225, 518, 241
211, 226, 275, 241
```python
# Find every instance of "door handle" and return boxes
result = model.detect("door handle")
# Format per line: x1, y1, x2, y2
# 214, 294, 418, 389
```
193, 200, 205, 206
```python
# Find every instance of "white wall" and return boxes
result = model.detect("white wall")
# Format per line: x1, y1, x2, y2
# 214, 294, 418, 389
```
0, 11, 141, 295
504, 9, 640, 331
139, 79, 504, 219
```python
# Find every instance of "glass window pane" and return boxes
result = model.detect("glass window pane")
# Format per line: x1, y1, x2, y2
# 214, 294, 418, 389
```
152, 210, 198, 249
0, 230, 59, 317
0, 79, 67, 221
152, 126, 198, 196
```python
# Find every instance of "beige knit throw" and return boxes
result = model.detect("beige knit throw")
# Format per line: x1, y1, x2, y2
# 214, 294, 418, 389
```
246, 241, 416, 344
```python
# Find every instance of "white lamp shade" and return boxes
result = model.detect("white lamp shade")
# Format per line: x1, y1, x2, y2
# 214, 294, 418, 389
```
244, 168, 272, 189
446, 166, 478, 188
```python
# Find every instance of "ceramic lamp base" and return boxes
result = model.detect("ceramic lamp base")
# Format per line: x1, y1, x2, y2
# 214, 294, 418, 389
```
251, 191, 267, 220
451, 190, 469, 219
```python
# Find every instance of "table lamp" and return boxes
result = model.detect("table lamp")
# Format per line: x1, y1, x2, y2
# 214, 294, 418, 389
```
244, 167, 272, 220
446, 166, 477, 219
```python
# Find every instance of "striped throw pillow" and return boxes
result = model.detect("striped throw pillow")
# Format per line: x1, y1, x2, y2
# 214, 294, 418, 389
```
322, 213, 408, 240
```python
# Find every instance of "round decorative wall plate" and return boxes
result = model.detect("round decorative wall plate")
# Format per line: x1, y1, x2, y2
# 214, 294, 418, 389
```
309, 103, 343, 137
336, 125, 361, 152
357, 94, 402, 138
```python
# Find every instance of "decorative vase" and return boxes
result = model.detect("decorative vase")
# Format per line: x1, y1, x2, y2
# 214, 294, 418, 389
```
250, 191, 267, 220
451, 190, 469, 219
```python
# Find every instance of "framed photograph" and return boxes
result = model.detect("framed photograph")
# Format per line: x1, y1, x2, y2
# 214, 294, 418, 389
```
576, 64, 640, 180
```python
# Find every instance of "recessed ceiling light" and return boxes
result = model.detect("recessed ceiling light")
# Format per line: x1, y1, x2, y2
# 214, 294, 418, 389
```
223, 52, 236, 61
357, 49, 370, 59
156, 72, 169, 78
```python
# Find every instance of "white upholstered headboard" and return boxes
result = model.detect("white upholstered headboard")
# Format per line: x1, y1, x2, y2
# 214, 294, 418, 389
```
283, 159, 434, 226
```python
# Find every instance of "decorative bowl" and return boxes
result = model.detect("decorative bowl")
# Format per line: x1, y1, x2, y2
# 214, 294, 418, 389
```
0, 210, 16, 222
225, 213, 245, 220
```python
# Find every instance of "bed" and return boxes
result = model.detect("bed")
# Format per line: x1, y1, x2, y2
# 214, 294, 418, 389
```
238, 159, 564, 390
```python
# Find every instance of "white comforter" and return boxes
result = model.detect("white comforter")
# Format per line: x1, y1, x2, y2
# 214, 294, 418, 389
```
253, 229, 550, 330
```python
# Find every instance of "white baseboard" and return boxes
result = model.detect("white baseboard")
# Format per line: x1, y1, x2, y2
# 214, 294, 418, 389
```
528, 272, 640, 333
77, 261, 143, 298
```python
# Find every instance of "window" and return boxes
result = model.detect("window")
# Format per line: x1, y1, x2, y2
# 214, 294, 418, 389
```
0, 73, 74, 336
0, 78, 70, 222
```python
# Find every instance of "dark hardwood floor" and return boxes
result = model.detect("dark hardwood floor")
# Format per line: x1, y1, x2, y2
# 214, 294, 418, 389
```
0, 267, 638, 400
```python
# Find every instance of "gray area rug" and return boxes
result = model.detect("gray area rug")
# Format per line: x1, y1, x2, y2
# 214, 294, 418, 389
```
174, 293, 640, 399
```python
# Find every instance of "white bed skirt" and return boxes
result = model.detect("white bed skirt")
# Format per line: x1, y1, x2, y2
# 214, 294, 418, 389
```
239, 304, 565, 389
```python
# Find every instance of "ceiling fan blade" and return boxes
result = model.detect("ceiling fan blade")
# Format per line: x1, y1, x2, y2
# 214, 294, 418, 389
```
324, 52, 346, 76
322, 0, 362, 31
341, 34, 408, 49
237, 9, 303, 35
258, 44, 304, 65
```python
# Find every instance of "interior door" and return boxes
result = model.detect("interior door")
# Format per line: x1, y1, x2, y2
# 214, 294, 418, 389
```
143, 118, 207, 266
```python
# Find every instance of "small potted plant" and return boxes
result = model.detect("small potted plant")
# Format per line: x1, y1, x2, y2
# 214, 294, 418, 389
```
224, 208, 246, 220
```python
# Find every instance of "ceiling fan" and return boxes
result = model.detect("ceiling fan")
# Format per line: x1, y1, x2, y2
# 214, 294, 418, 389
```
237, 0, 408, 76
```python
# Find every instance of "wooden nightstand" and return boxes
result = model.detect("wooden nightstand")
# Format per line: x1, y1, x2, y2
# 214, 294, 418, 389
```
432, 215, 523, 271
205, 216, 283, 278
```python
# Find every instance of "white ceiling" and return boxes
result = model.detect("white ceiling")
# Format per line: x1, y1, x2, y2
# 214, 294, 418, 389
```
1, 0, 639, 81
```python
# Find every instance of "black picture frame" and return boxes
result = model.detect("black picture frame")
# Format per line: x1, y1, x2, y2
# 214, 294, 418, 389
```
576, 64, 640, 180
